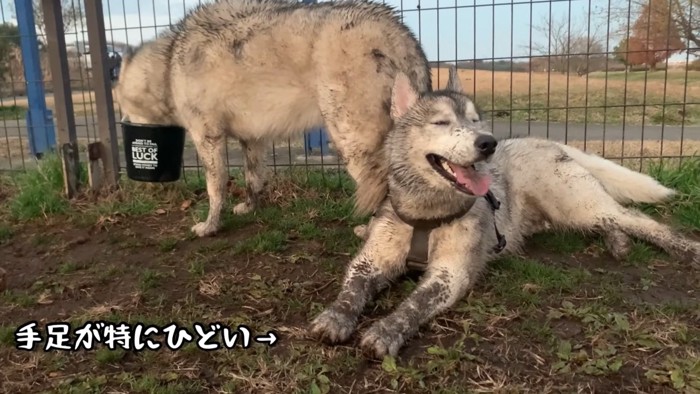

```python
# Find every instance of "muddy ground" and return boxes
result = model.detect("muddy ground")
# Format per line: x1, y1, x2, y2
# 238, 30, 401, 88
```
0, 177, 699, 393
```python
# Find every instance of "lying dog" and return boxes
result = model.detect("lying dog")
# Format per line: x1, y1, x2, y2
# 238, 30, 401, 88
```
309, 67, 700, 359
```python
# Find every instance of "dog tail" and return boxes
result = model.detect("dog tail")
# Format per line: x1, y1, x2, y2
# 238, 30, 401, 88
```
558, 144, 676, 204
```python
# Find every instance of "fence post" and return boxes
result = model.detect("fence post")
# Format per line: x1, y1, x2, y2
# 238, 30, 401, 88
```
14, 0, 56, 158
40, 0, 81, 198
84, 0, 120, 189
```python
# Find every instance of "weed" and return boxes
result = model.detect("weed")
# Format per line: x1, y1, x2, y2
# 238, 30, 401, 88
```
528, 230, 590, 254
0, 325, 15, 347
139, 269, 164, 291
158, 237, 178, 253
0, 224, 12, 244
58, 261, 80, 274
234, 230, 287, 254
7, 154, 75, 220
95, 348, 126, 365
645, 156, 700, 230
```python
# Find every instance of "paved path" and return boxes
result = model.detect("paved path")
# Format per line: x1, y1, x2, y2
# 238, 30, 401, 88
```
2, 118, 699, 171
2, 117, 699, 141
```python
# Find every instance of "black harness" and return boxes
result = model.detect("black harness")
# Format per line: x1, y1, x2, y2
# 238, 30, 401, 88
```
394, 190, 507, 265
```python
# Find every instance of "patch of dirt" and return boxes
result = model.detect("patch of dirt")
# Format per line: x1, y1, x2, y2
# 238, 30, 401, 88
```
1, 211, 699, 393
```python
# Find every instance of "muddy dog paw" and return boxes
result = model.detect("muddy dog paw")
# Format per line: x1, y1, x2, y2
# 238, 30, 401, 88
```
360, 320, 404, 359
308, 308, 356, 344
353, 225, 368, 240
603, 229, 632, 261
191, 221, 218, 237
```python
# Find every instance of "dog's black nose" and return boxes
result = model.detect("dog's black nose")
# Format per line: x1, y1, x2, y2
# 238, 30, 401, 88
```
474, 134, 498, 156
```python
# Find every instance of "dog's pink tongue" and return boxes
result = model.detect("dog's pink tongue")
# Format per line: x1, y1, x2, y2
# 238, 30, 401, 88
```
449, 163, 491, 196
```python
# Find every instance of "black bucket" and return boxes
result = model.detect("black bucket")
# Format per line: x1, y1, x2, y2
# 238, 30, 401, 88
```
121, 121, 186, 182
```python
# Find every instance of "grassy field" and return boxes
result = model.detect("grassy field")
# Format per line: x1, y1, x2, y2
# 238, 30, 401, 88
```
433, 68, 700, 126
0, 153, 699, 393
1, 68, 699, 126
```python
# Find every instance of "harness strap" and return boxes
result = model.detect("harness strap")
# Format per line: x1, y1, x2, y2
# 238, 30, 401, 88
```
391, 190, 507, 255
485, 190, 507, 253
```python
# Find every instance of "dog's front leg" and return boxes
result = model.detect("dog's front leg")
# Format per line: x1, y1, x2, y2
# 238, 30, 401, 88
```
359, 218, 488, 359
309, 214, 412, 344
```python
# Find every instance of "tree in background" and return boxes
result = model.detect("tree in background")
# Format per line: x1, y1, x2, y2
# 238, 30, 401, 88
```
530, 11, 606, 75
612, 0, 697, 57
10, 0, 84, 45
628, 0, 686, 71
0, 23, 20, 85
613, 37, 632, 69
670, 0, 699, 53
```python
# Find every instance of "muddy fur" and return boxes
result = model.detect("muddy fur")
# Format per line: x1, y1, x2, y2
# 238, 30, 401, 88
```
114, 0, 432, 237
309, 67, 700, 360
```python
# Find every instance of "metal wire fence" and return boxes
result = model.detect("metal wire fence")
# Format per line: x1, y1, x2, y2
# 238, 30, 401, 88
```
0, 0, 698, 178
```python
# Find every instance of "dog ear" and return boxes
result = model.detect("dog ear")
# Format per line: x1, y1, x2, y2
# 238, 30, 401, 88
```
447, 65, 463, 93
391, 72, 418, 120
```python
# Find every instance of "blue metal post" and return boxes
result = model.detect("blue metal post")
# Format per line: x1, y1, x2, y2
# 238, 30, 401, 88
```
15, 0, 56, 158
301, 0, 330, 156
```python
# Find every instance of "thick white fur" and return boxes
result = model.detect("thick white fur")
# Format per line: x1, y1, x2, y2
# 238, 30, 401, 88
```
557, 144, 675, 204
311, 68, 699, 360
115, 0, 432, 237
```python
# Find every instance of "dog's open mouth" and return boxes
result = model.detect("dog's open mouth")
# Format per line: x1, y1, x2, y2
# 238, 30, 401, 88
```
427, 154, 491, 196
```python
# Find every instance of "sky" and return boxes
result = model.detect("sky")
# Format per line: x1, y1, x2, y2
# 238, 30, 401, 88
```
0, 0, 694, 62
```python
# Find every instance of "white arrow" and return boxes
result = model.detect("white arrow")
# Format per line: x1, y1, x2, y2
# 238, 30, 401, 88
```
255, 332, 278, 346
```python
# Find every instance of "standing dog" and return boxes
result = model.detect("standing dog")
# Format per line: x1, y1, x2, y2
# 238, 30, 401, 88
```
114, 0, 432, 237
309, 68, 700, 359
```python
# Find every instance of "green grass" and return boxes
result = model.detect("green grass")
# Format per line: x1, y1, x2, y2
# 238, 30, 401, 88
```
487, 257, 591, 306
588, 70, 700, 83
0, 105, 26, 120
233, 230, 287, 254
139, 269, 164, 292
528, 230, 590, 254
95, 348, 126, 365
0, 224, 12, 244
0, 137, 698, 393
57, 260, 80, 274
645, 156, 700, 230
625, 241, 667, 266
6, 153, 74, 220
2, 290, 37, 308
0, 325, 15, 347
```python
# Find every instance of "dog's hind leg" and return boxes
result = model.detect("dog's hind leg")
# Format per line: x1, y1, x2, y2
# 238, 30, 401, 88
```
608, 208, 700, 268
190, 131, 228, 237
309, 209, 412, 344
359, 217, 489, 359
544, 178, 699, 267
233, 139, 268, 215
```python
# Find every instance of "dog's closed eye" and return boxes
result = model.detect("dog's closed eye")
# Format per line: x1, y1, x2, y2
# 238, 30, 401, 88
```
431, 120, 451, 126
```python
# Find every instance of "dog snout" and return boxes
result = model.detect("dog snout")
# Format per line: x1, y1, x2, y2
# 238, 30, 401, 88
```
474, 134, 497, 156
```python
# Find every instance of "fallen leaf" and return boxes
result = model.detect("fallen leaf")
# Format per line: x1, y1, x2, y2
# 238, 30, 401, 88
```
522, 283, 541, 293
37, 290, 54, 305
180, 200, 193, 211
155, 209, 167, 215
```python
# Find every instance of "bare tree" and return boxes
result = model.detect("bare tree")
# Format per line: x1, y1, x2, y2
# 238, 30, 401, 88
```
11, 0, 84, 45
670, 0, 699, 52
529, 11, 607, 75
